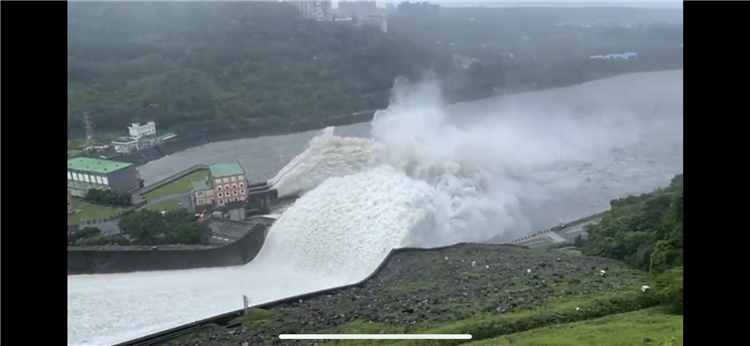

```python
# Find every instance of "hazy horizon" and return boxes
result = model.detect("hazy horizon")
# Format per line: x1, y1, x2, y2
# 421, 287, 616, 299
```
337, 1, 684, 10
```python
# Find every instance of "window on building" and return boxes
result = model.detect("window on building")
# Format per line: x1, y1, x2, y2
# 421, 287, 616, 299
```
197, 198, 206, 205
238, 175, 245, 180
232, 190, 238, 196
218, 192, 223, 198
219, 199, 225, 205
240, 189, 245, 194
217, 186, 222, 191
67, 172, 72, 180
102, 177, 109, 185
84, 174, 91, 183
96, 176, 104, 185
224, 185, 230, 190
223, 178, 229, 183
230, 176, 237, 182
214, 179, 222, 185
232, 184, 237, 189
239, 182, 245, 188
196, 191, 205, 197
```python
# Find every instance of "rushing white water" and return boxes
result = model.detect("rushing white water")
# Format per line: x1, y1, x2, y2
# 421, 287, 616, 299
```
68, 71, 683, 345
263, 166, 434, 278
268, 127, 383, 198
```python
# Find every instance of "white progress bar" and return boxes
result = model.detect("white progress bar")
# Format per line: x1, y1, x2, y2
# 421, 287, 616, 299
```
280, 334, 472, 340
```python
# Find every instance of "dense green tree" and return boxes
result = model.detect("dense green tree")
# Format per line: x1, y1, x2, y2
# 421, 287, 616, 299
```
654, 266, 683, 314
580, 174, 683, 313
67, 1, 445, 138
68, 2, 682, 142
582, 174, 683, 273
118, 209, 169, 244
84, 189, 131, 207
68, 226, 103, 245
116, 208, 210, 245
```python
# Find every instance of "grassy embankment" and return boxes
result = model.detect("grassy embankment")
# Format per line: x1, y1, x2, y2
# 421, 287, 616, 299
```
467, 308, 682, 346
67, 199, 123, 226
143, 170, 209, 201
170, 245, 679, 345
146, 199, 183, 212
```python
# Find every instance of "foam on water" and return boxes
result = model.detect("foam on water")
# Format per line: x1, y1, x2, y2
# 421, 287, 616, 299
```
268, 126, 382, 198
258, 165, 434, 282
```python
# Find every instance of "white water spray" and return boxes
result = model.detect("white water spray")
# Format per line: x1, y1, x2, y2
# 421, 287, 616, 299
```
269, 76, 654, 247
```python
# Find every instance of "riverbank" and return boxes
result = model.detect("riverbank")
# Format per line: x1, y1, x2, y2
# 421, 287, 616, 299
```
107, 69, 682, 170
108, 110, 378, 168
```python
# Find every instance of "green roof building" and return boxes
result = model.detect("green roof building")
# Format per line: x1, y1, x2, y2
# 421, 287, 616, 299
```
209, 162, 246, 179
67, 157, 141, 197
193, 162, 248, 208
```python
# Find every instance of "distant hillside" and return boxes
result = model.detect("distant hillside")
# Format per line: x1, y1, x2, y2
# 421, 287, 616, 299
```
68, 2, 683, 141
67, 2, 449, 138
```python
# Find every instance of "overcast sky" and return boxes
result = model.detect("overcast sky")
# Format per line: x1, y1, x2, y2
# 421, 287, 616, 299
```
334, 1, 684, 10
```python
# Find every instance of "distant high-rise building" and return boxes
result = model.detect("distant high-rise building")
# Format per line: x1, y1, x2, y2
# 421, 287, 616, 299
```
339, 0, 377, 18
285, 0, 332, 21
396, 1, 439, 16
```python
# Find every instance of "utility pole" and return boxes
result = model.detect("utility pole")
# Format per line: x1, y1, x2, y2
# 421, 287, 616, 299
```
83, 111, 95, 148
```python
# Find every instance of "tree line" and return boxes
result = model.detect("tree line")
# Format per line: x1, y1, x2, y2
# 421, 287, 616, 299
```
67, 1, 444, 138
68, 2, 683, 142
580, 174, 683, 313
84, 189, 132, 207
68, 209, 211, 246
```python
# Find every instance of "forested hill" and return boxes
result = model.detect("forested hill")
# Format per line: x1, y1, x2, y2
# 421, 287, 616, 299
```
67, 2, 447, 137
68, 2, 683, 141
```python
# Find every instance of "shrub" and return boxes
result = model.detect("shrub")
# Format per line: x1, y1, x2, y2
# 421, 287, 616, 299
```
655, 267, 683, 314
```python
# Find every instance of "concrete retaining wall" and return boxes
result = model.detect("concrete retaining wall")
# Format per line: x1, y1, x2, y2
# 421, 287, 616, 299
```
113, 146, 166, 166
67, 224, 267, 275
508, 211, 606, 244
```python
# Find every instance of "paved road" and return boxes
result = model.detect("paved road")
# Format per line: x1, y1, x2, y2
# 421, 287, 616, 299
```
512, 218, 600, 248
137, 193, 193, 212
85, 220, 121, 235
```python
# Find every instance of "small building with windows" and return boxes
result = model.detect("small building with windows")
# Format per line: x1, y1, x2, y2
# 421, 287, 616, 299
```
67, 157, 142, 197
191, 161, 249, 209
128, 122, 156, 139
209, 162, 248, 207
191, 179, 215, 208
111, 121, 177, 154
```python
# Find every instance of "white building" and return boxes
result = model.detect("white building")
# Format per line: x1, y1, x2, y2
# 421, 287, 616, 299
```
128, 122, 156, 139
112, 121, 176, 153
111, 137, 140, 153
